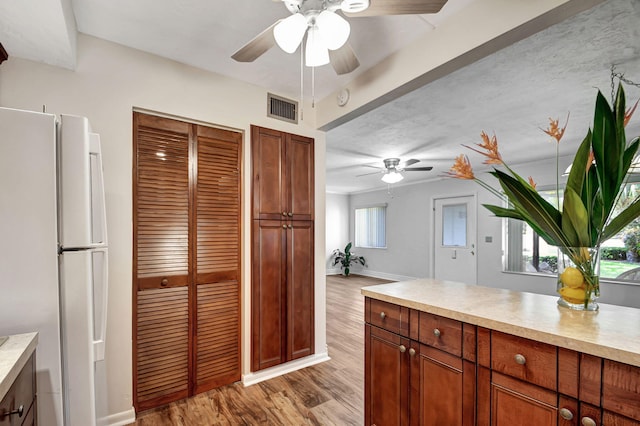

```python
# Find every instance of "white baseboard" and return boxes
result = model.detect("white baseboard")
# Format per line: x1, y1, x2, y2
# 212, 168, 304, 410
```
98, 407, 136, 426
241, 352, 330, 387
354, 270, 419, 282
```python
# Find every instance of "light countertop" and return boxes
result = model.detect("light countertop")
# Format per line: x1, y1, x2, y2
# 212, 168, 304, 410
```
0, 332, 38, 400
361, 279, 640, 367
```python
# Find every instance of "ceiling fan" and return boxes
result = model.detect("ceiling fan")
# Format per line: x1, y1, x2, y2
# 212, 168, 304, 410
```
358, 158, 433, 183
231, 0, 449, 75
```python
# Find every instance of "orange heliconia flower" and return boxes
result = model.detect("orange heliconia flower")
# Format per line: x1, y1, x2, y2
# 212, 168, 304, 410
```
624, 100, 638, 127
446, 154, 475, 180
543, 113, 569, 143
464, 131, 503, 165
528, 176, 537, 189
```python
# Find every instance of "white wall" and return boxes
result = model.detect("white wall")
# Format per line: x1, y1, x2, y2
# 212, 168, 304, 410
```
347, 157, 640, 308
325, 193, 350, 274
0, 34, 327, 424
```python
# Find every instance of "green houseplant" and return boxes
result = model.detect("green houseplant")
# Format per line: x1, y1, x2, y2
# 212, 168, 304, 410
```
447, 84, 640, 310
332, 242, 366, 276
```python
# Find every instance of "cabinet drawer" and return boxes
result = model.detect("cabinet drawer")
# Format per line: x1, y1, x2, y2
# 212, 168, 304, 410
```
418, 312, 462, 357
369, 299, 407, 336
602, 360, 640, 422
491, 331, 557, 391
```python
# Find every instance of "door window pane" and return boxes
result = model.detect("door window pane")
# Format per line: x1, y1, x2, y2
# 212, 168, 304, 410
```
442, 204, 467, 247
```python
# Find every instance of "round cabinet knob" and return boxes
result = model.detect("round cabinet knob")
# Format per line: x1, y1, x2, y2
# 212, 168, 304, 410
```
559, 408, 574, 421
160, 278, 169, 287
514, 354, 527, 365
399, 345, 406, 353
380, 311, 386, 319
8, 405, 24, 417
288, 225, 292, 229
282, 212, 287, 216
581, 417, 597, 426
282, 224, 287, 229
288, 212, 293, 217
433, 328, 441, 337
408, 348, 416, 356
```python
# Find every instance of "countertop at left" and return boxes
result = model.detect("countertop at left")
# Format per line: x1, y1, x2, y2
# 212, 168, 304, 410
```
0, 332, 38, 400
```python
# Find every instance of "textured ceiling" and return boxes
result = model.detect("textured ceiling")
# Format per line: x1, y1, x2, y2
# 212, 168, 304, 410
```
325, 0, 640, 193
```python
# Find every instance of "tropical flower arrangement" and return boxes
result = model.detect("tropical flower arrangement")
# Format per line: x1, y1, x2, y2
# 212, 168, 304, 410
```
447, 84, 640, 310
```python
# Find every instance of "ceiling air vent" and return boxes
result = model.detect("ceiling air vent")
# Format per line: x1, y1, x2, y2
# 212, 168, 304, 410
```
267, 93, 298, 124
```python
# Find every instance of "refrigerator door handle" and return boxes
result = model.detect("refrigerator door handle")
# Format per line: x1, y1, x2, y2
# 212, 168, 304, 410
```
92, 248, 109, 362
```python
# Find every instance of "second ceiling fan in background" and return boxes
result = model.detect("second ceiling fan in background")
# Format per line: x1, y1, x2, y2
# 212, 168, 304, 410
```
232, 0, 449, 75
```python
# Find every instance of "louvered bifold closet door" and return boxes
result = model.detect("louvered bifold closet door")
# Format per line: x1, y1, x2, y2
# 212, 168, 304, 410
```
133, 113, 190, 411
194, 125, 242, 393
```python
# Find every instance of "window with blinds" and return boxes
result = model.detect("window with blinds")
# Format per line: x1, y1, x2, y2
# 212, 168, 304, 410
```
355, 205, 386, 248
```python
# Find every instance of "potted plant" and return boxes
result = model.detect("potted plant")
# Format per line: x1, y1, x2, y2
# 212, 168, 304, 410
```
332, 242, 366, 276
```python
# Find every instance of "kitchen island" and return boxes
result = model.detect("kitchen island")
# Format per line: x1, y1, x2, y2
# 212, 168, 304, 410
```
0, 332, 37, 425
362, 279, 640, 426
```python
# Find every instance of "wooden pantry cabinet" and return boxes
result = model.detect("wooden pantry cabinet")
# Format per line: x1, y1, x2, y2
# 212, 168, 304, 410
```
364, 296, 640, 426
133, 113, 242, 411
251, 125, 314, 371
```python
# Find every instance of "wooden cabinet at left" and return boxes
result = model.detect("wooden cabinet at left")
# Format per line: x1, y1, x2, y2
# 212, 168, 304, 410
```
133, 112, 242, 412
0, 354, 36, 426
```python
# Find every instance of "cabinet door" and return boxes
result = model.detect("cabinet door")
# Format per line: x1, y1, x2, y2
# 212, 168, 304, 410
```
133, 113, 190, 410
251, 126, 287, 220
411, 344, 474, 426
252, 220, 287, 371
287, 220, 314, 360
193, 126, 242, 393
286, 133, 314, 221
489, 372, 557, 425
366, 325, 410, 426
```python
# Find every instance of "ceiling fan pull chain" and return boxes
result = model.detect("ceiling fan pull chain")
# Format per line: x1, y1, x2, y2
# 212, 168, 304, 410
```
300, 44, 304, 121
312, 65, 316, 108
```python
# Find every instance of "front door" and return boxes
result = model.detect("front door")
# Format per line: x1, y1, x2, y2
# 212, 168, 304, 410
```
433, 195, 477, 285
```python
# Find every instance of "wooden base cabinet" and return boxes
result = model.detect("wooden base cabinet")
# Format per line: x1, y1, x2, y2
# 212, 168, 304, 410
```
364, 299, 475, 426
0, 354, 36, 426
365, 296, 640, 426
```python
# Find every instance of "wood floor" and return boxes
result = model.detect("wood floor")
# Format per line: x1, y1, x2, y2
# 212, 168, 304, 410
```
131, 274, 391, 426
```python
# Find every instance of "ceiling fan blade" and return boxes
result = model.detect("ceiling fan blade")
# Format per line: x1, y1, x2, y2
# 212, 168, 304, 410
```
329, 43, 360, 75
356, 170, 384, 177
404, 167, 433, 171
400, 159, 420, 167
231, 21, 280, 62
345, 0, 448, 17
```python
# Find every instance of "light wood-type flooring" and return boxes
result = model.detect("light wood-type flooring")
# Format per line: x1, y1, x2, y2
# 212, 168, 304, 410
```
131, 274, 391, 425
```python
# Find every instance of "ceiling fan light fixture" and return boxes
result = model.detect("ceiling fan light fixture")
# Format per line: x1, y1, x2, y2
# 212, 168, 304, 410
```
381, 170, 404, 184
315, 10, 350, 50
274, 13, 308, 53
305, 25, 330, 67
340, 0, 370, 13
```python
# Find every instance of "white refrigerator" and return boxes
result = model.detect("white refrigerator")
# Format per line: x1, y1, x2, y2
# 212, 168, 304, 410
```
0, 107, 109, 426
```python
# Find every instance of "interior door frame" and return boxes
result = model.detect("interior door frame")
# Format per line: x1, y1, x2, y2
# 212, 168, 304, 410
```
430, 192, 478, 283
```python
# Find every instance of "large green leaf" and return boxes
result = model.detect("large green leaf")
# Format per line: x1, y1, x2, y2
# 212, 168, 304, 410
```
592, 90, 620, 213
602, 197, 640, 241
491, 170, 567, 246
565, 131, 592, 199
482, 204, 524, 220
562, 187, 591, 247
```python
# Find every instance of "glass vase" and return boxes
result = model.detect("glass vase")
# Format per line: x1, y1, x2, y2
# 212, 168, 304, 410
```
556, 246, 600, 311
